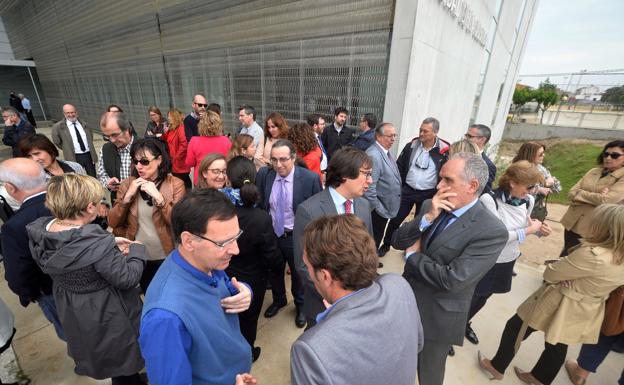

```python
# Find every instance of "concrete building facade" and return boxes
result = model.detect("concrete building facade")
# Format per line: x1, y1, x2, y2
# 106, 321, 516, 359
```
0, 0, 538, 152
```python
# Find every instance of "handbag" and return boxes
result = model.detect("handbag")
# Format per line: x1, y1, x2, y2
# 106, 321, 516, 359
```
601, 286, 624, 336
530, 193, 548, 222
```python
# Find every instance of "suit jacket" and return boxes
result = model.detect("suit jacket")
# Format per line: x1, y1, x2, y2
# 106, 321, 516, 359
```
51, 118, 98, 163
364, 142, 401, 219
256, 166, 322, 215
1, 193, 53, 306
290, 274, 422, 385
482, 152, 497, 194
2, 120, 35, 157
392, 199, 507, 345
294, 188, 373, 322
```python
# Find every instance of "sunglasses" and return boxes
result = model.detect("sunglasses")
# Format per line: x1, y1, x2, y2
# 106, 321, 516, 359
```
603, 151, 623, 160
132, 157, 157, 166
194, 102, 208, 108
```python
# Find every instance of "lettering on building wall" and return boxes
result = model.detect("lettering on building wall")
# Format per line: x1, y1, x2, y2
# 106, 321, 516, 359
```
439, 0, 487, 47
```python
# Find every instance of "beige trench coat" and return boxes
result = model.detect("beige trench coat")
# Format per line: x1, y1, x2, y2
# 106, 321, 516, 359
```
561, 167, 624, 237
517, 245, 624, 345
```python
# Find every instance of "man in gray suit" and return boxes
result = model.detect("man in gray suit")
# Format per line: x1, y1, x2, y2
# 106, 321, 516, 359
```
51, 104, 98, 177
294, 147, 375, 328
392, 152, 507, 385
291, 214, 422, 385
364, 122, 401, 249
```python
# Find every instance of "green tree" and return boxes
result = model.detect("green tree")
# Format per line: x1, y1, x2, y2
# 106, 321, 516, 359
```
534, 79, 559, 124
602, 86, 624, 105
512, 87, 533, 121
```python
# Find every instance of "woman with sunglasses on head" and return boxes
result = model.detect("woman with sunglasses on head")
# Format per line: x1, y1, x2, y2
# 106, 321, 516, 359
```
185, 111, 231, 185
108, 138, 186, 292
220, 156, 279, 363
196, 153, 228, 190
560, 140, 624, 257
463, 161, 551, 347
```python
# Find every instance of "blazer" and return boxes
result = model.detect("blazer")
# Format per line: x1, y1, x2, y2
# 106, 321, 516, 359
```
393, 199, 508, 345
517, 245, 624, 345
294, 188, 373, 322
291, 274, 422, 385
51, 118, 98, 163
108, 175, 186, 254
255, 166, 322, 215
561, 167, 624, 237
482, 152, 497, 194
364, 142, 401, 219
1, 193, 53, 306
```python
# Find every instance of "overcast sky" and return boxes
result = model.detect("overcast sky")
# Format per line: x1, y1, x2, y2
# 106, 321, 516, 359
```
518, 0, 624, 90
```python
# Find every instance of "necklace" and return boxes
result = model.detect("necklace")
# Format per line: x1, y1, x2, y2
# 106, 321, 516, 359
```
54, 219, 81, 227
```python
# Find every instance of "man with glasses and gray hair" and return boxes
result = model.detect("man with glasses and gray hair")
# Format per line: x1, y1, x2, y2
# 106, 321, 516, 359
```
184, 94, 208, 142
256, 139, 322, 328
378, 117, 450, 257
97, 111, 135, 202
465, 123, 496, 194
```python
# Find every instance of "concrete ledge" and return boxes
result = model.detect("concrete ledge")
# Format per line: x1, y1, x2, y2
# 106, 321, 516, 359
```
503, 122, 622, 141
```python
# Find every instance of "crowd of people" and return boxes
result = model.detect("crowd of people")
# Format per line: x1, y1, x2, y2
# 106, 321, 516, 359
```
0, 95, 623, 385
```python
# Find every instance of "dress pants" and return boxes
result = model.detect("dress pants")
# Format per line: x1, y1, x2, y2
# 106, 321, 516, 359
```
491, 314, 568, 385
268, 233, 304, 308
577, 332, 624, 372
238, 278, 267, 349
371, 209, 389, 248
75, 152, 97, 177
418, 339, 451, 385
38, 293, 66, 341
381, 186, 436, 247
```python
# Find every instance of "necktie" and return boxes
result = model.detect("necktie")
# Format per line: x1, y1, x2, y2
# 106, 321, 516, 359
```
73, 122, 87, 152
273, 179, 286, 237
425, 211, 454, 248
344, 200, 352, 214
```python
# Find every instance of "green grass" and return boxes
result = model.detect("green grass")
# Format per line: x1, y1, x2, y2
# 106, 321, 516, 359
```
542, 142, 603, 204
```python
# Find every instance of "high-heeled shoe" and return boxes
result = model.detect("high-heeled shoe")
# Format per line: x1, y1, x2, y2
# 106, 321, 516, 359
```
477, 351, 503, 380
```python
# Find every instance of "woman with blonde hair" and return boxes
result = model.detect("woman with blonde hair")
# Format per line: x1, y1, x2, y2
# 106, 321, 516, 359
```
196, 153, 228, 190
27, 174, 146, 385
162, 108, 191, 188
449, 139, 480, 156
228, 134, 256, 163
262, 112, 289, 164
185, 110, 231, 185
479, 203, 624, 385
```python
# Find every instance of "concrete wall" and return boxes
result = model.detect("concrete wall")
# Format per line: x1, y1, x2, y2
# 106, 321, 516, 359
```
0, 18, 13, 61
503, 122, 623, 141
542, 110, 624, 130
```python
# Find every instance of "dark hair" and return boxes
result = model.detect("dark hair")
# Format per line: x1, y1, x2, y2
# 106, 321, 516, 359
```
107, 104, 123, 112
303, 215, 377, 290
361, 113, 377, 130
18, 134, 59, 159
271, 139, 296, 157
238, 105, 256, 120
148, 106, 162, 119
130, 138, 171, 180
171, 189, 236, 243
288, 123, 318, 155
598, 140, 624, 165
469, 123, 492, 143
325, 147, 372, 188
207, 103, 221, 115
306, 113, 324, 126
264, 112, 289, 139
226, 156, 259, 207
512, 142, 544, 164
334, 106, 348, 117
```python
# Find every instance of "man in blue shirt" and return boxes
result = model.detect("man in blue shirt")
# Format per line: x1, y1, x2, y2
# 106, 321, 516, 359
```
139, 189, 256, 385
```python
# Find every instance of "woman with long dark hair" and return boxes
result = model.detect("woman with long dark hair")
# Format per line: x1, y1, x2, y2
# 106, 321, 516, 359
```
220, 156, 279, 362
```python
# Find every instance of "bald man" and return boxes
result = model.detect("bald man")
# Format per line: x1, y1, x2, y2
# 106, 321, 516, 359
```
0, 158, 65, 340
51, 104, 98, 177
184, 94, 208, 141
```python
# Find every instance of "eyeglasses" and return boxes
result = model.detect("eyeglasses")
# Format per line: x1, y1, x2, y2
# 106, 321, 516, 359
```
359, 170, 373, 179
207, 168, 227, 176
270, 156, 293, 164
192, 229, 243, 249
132, 157, 157, 166
603, 151, 623, 160
194, 102, 208, 108
464, 133, 483, 139
102, 131, 123, 141
526, 184, 538, 190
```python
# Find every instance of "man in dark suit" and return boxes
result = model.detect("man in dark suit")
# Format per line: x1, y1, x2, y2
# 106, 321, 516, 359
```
0, 158, 65, 340
51, 104, 98, 177
291, 215, 422, 385
465, 123, 497, 194
320, 106, 354, 161
392, 152, 507, 385
294, 147, 375, 328
256, 139, 322, 328
2, 106, 35, 157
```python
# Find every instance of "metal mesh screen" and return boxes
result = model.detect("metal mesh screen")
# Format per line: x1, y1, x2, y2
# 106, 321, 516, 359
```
2, 0, 393, 132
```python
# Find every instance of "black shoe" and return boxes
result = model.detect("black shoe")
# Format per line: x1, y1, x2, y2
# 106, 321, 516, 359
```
448, 346, 455, 356
252, 346, 261, 362
264, 302, 286, 318
295, 308, 306, 328
378, 243, 390, 257
512, 270, 517, 277
465, 323, 479, 345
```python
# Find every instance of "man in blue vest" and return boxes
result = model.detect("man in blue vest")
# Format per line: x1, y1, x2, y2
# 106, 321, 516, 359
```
139, 189, 256, 385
